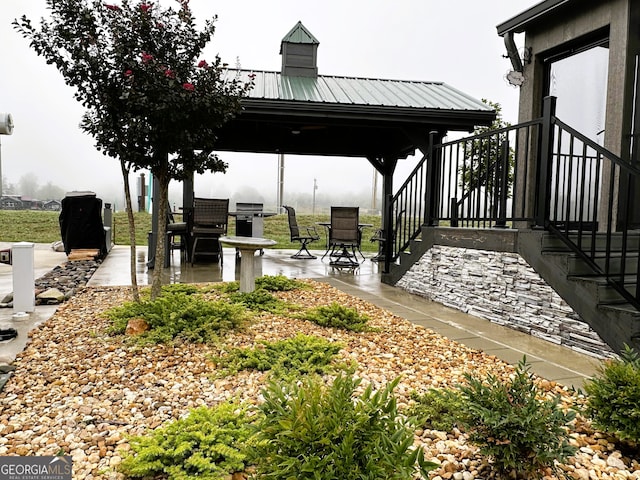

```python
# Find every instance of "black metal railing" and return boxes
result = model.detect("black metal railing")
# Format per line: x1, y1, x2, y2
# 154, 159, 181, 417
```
541, 108, 640, 308
387, 119, 542, 263
387, 95, 640, 308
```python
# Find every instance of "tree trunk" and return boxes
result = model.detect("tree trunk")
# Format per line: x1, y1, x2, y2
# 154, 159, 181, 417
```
120, 159, 140, 302
150, 156, 169, 300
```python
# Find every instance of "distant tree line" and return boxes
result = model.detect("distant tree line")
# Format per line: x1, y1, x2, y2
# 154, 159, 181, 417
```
2, 172, 67, 201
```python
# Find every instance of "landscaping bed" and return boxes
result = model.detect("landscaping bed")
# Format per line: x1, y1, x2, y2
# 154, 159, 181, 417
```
0, 280, 638, 479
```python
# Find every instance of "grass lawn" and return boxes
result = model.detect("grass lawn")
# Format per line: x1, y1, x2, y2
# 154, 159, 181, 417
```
0, 210, 382, 252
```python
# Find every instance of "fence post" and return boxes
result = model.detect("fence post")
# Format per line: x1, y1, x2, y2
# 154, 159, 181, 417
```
535, 96, 557, 228
424, 131, 441, 226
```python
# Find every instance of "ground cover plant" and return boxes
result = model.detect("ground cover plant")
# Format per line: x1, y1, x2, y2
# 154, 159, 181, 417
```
119, 402, 254, 480
302, 301, 372, 332
408, 387, 469, 432
227, 288, 295, 314
211, 333, 345, 380
584, 345, 640, 445
105, 291, 248, 344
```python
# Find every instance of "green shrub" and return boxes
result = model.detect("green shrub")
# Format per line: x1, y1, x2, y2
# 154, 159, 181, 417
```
255, 274, 307, 291
250, 374, 438, 479
211, 334, 344, 380
408, 388, 468, 432
119, 402, 254, 479
105, 293, 248, 344
302, 302, 371, 332
160, 283, 201, 295
458, 357, 577, 478
212, 275, 306, 295
584, 345, 640, 444
212, 281, 240, 294
227, 288, 295, 313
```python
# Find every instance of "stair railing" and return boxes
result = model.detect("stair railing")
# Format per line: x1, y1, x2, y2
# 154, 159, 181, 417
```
386, 118, 542, 271
387, 95, 640, 308
538, 97, 640, 308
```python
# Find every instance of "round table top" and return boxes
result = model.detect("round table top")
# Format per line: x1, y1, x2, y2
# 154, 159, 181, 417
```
219, 235, 277, 248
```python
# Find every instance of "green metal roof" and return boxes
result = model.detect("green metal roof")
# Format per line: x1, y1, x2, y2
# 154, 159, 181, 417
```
233, 70, 492, 113
281, 21, 319, 45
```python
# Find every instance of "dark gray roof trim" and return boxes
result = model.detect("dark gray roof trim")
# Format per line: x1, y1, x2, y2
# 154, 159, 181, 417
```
496, 0, 571, 36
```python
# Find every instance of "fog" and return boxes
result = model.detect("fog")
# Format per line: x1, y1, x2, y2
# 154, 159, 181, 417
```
0, 0, 536, 211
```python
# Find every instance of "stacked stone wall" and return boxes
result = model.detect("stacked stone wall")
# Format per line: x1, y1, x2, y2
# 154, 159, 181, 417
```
396, 245, 614, 358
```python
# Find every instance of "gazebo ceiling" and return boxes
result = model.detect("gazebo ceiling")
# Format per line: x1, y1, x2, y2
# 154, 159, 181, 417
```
214, 79, 496, 159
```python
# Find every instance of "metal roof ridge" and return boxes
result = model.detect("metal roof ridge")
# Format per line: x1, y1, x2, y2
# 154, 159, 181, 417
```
281, 21, 320, 44
232, 68, 444, 85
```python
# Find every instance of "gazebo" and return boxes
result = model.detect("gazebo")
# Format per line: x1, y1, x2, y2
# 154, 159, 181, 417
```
148, 22, 495, 267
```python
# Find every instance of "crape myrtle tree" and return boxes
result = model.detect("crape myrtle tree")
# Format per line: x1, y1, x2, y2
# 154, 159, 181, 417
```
14, 0, 253, 300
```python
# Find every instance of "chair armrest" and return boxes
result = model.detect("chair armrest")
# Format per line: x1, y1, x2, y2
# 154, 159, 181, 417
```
370, 228, 384, 242
304, 225, 320, 239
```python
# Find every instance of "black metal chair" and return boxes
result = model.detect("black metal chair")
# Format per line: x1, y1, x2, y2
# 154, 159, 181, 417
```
190, 198, 229, 265
283, 205, 320, 259
370, 208, 405, 262
322, 206, 362, 266
165, 207, 189, 267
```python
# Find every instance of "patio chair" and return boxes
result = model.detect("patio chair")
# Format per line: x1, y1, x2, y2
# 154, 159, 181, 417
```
190, 197, 229, 265
370, 209, 405, 262
323, 206, 362, 266
283, 205, 320, 259
164, 206, 189, 267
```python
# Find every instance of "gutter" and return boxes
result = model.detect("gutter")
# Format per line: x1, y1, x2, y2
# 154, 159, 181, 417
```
504, 32, 523, 72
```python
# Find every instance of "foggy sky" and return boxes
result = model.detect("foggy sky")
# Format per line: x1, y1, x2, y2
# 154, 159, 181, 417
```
0, 0, 537, 209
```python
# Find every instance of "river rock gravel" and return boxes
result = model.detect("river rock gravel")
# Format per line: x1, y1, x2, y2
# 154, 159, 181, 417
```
0, 281, 638, 479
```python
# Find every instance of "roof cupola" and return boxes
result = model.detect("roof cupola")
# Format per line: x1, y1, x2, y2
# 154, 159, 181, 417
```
280, 21, 319, 77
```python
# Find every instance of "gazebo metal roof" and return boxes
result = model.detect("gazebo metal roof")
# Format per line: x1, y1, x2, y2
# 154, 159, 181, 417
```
215, 70, 495, 159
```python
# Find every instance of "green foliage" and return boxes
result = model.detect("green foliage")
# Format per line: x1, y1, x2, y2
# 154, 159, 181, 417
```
119, 402, 254, 480
408, 388, 468, 432
215, 275, 308, 297
458, 357, 577, 478
211, 334, 344, 380
585, 345, 640, 443
459, 99, 514, 197
14, 0, 252, 179
105, 293, 248, 344
160, 283, 201, 295
255, 274, 307, 291
302, 302, 371, 332
251, 374, 438, 479
228, 289, 293, 314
